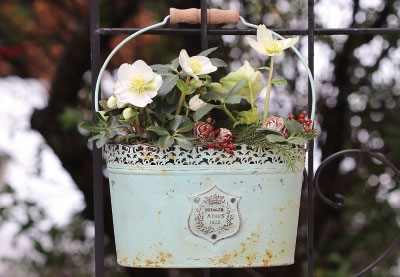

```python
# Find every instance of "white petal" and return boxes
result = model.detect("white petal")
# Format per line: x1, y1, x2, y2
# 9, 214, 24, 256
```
150, 74, 163, 91
131, 60, 150, 72
179, 49, 191, 72
132, 92, 153, 107
132, 60, 155, 82
257, 25, 273, 43
117, 63, 134, 82
281, 36, 299, 49
246, 37, 267, 55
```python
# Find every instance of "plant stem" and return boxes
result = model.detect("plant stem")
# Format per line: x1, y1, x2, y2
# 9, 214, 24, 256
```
134, 116, 141, 133
176, 76, 190, 115
145, 108, 153, 125
263, 56, 274, 122
248, 81, 255, 109
222, 104, 237, 123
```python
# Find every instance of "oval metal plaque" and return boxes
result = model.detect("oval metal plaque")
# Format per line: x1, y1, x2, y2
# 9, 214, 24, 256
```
188, 185, 240, 244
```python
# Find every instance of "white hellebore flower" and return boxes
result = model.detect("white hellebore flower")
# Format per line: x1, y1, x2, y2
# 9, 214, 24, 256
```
122, 107, 134, 120
107, 95, 118, 109
114, 60, 162, 108
246, 25, 299, 56
179, 49, 217, 80
188, 94, 207, 111
107, 95, 127, 109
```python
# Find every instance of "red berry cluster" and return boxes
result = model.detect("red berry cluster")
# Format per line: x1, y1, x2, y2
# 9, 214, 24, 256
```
194, 118, 236, 154
196, 123, 214, 140
288, 110, 313, 132
207, 130, 236, 154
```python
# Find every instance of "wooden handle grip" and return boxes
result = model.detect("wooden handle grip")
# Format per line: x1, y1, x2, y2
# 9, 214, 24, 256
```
170, 8, 239, 24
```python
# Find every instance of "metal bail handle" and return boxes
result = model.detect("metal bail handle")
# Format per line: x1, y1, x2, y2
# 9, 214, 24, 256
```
94, 12, 316, 122
170, 8, 239, 25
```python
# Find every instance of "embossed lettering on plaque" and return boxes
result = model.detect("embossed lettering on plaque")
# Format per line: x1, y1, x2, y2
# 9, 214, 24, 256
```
188, 185, 240, 243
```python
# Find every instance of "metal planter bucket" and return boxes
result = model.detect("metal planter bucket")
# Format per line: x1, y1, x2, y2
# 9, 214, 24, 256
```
105, 143, 305, 268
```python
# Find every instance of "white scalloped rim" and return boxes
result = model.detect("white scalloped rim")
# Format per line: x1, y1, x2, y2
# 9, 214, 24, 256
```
104, 144, 306, 168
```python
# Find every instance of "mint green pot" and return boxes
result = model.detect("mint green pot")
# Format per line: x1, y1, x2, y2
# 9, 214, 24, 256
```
105, 143, 305, 268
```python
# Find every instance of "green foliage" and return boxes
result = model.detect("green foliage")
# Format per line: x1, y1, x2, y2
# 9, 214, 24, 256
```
82, 47, 316, 151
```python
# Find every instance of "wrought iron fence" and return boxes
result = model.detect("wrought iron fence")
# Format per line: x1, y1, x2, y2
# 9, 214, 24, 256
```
90, 0, 400, 276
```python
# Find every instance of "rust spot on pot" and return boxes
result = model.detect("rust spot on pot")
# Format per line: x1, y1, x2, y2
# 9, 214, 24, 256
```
145, 260, 155, 267
132, 251, 173, 267
262, 250, 274, 266
218, 253, 231, 264
120, 257, 128, 265
246, 253, 257, 267
240, 242, 246, 253
247, 232, 260, 243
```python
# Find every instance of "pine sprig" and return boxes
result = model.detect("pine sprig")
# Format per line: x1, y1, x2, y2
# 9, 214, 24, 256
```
234, 124, 306, 171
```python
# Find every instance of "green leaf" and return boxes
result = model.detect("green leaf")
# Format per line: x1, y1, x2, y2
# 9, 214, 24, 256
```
171, 57, 180, 70
226, 78, 247, 97
203, 90, 225, 102
288, 137, 309, 145
176, 79, 187, 93
158, 135, 174, 149
151, 64, 174, 73
170, 115, 184, 131
88, 132, 106, 142
271, 78, 288, 85
147, 126, 170, 136
174, 135, 194, 150
224, 94, 242, 104
284, 119, 304, 134
95, 136, 108, 148
80, 122, 106, 132
197, 47, 217, 57
257, 66, 270, 71
158, 75, 179, 96
256, 127, 282, 135
219, 61, 264, 103
176, 118, 194, 133
266, 134, 288, 143
232, 108, 259, 127
93, 111, 108, 124
193, 104, 218, 121
210, 58, 227, 68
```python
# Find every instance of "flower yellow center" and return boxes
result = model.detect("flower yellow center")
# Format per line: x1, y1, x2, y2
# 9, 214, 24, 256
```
263, 40, 284, 55
130, 76, 147, 93
189, 58, 202, 74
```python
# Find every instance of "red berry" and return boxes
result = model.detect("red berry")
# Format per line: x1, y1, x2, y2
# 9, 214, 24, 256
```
214, 129, 220, 135
199, 125, 207, 133
298, 118, 305, 124
203, 131, 209, 137
208, 126, 214, 132
207, 143, 214, 149
301, 110, 308, 115
289, 114, 295, 120
304, 127, 311, 132
229, 144, 236, 150
225, 149, 234, 154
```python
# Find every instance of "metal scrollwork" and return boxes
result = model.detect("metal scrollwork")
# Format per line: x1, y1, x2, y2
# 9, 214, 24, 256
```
313, 149, 400, 276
